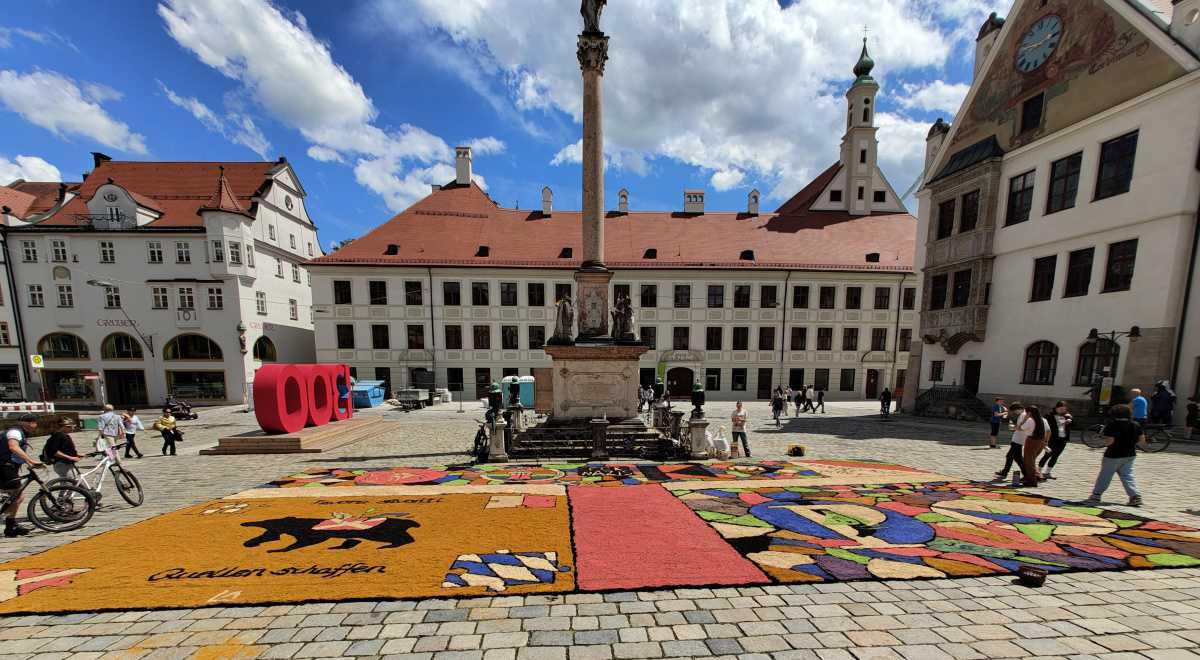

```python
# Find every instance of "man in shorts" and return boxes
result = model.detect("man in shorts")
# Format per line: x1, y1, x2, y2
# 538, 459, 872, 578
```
3, 414, 44, 537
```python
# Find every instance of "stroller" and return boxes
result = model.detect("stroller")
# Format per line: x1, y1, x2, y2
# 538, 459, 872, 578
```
164, 395, 199, 420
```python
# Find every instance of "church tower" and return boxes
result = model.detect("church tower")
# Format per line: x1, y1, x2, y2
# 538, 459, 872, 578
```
840, 38, 879, 216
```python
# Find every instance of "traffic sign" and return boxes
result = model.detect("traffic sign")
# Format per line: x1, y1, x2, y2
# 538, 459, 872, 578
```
29, 354, 44, 369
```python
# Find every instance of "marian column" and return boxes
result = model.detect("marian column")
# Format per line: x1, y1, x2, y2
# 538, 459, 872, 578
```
574, 10, 612, 341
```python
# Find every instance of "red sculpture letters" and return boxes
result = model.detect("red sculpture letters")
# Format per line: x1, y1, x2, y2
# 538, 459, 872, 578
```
254, 364, 354, 434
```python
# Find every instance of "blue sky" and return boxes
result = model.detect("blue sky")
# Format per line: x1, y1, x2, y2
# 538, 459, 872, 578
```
1, 0, 1005, 248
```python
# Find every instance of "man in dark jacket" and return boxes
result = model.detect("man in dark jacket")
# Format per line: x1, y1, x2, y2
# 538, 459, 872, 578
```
41, 418, 82, 479
3, 414, 43, 537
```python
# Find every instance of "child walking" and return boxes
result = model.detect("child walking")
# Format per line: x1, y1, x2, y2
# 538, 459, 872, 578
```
993, 402, 1027, 481
1038, 401, 1072, 479
122, 408, 145, 459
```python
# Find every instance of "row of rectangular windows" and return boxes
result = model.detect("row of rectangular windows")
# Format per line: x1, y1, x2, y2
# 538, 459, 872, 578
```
933, 130, 1138, 240
333, 322, 913, 354
19, 238, 306, 284
26, 284, 300, 321
927, 238, 1139, 312
929, 338, 1118, 389
333, 280, 919, 312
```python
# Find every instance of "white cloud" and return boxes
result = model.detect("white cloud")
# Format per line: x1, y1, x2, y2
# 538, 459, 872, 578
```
467, 136, 506, 156
0, 27, 79, 52
897, 80, 970, 116
876, 111, 931, 204
0, 155, 62, 184
0, 69, 147, 154
710, 169, 745, 192
551, 139, 649, 176
159, 81, 272, 158
372, 0, 975, 202
159, 0, 464, 212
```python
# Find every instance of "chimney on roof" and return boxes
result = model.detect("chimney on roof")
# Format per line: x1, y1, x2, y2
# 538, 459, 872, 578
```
684, 189, 705, 214
617, 188, 629, 214
91, 152, 111, 168
58, 183, 67, 202
455, 146, 472, 186
277, 155, 287, 164
542, 186, 553, 215
1170, 0, 1200, 53
747, 189, 760, 215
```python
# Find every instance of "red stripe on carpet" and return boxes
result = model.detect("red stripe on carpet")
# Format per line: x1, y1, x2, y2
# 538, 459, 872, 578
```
570, 484, 770, 591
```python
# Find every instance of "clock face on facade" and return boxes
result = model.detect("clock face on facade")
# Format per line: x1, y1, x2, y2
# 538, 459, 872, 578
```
1016, 14, 1063, 73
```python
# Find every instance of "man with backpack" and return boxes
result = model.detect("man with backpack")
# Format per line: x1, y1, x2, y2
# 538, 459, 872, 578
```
3, 414, 44, 537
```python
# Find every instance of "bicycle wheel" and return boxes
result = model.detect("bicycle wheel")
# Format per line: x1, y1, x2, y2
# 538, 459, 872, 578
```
112, 468, 144, 506
27, 483, 95, 532
1141, 429, 1172, 453
1081, 424, 1108, 449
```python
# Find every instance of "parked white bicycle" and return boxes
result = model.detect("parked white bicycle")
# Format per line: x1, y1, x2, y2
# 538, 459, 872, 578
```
46, 438, 144, 507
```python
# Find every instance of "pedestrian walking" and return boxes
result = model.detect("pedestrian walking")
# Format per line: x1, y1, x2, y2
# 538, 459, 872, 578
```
153, 408, 181, 456
879, 388, 892, 417
1021, 405, 1048, 487
1038, 401, 1073, 480
96, 404, 122, 449
122, 409, 145, 459
1150, 381, 1176, 425
1130, 388, 1149, 423
993, 403, 1027, 481
1186, 400, 1198, 440
794, 387, 804, 418
1083, 403, 1147, 506
771, 388, 784, 426
731, 402, 751, 457
815, 388, 825, 413
988, 398, 1007, 449
2, 414, 43, 537
40, 418, 82, 479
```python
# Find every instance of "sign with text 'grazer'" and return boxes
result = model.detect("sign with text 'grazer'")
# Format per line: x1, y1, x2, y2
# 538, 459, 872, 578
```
254, 364, 353, 434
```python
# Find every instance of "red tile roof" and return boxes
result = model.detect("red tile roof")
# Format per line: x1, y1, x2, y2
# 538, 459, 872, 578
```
310, 180, 915, 272
34, 161, 277, 228
0, 186, 37, 219
197, 168, 254, 219
7, 181, 74, 216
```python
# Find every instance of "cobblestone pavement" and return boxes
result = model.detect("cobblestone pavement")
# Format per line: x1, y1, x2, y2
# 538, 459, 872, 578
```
4, 400, 1200, 659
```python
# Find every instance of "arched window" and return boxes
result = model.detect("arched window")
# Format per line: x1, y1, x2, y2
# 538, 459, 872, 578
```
1022, 341, 1058, 385
38, 333, 89, 360
252, 336, 277, 362
1075, 338, 1119, 386
101, 333, 143, 360
163, 334, 223, 361
862, 106, 871, 123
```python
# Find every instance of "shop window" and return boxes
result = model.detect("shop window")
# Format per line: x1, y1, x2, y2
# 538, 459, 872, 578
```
101, 333, 143, 360
38, 333, 89, 360
163, 334, 223, 360
165, 371, 226, 400
1075, 339, 1119, 386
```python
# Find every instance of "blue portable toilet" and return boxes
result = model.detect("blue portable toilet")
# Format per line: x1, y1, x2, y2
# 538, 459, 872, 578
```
352, 380, 387, 408
518, 375, 535, 407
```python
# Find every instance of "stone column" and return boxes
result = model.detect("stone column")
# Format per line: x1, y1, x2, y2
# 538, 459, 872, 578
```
488, 416, 509, 463
688, 418, 710, 460
575, 32, 613, 342
578, 32, 608, 270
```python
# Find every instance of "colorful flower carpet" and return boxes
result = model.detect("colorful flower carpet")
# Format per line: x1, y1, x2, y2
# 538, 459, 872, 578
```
2, 459, 1199, 614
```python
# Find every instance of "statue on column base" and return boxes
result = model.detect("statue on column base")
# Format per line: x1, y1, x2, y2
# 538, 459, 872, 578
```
547, 296, 576, 346
610, 296, 637, 343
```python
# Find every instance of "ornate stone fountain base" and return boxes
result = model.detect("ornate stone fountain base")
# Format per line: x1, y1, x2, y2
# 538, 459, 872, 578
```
543, 344, 649, 421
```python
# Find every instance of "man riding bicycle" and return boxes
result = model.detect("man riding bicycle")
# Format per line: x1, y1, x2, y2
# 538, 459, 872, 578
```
3, 414, 44, 537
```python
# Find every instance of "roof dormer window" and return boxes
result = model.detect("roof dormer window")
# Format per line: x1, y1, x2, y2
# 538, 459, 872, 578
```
384, 244, 399, 255
740, 250, 755, 261
559, 247, 573, 259
475, 245, 490, 257
643, 248, 657, 259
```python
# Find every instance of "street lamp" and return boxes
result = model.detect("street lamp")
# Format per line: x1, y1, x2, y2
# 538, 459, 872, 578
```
1087, 326, 1141, 343
86, 279, 155, 356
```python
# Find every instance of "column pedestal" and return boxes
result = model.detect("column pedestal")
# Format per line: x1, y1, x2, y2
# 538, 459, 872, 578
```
575, 269, 613, 341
